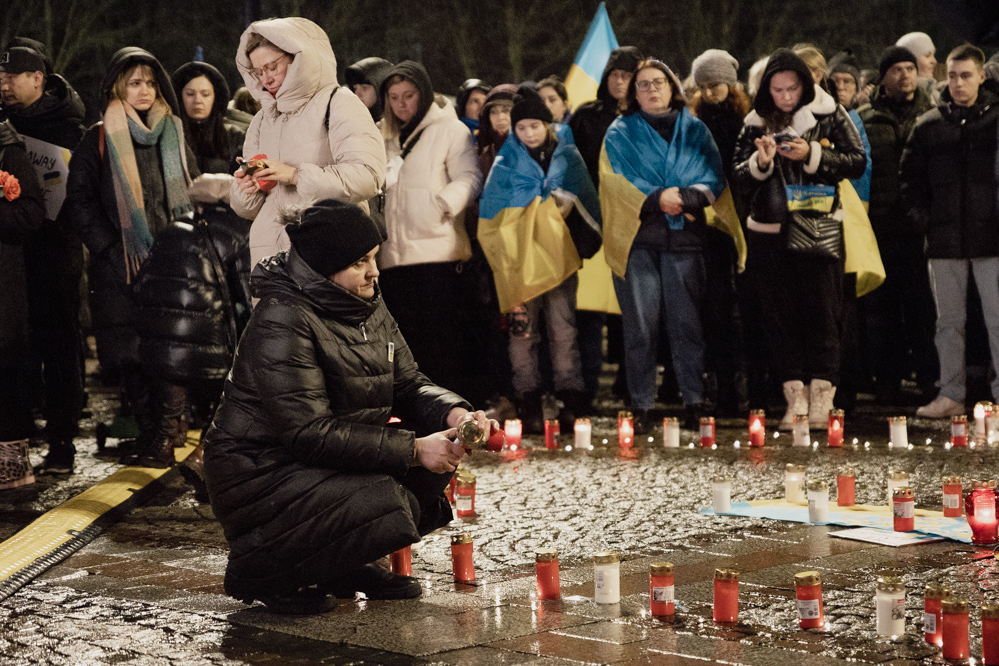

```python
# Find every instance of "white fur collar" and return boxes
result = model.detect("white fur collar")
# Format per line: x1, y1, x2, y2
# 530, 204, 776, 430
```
744, 85, 838, 135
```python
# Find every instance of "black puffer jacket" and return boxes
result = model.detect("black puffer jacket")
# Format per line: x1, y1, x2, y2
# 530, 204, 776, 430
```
899, 81, 999, 259
858, 86, 934, 245
202, 248, 470, 591
732, 86, 867, 228
132, 219, 251, 384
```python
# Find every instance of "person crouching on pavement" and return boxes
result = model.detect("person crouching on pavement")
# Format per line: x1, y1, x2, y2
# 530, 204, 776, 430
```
202, 198, 495, 615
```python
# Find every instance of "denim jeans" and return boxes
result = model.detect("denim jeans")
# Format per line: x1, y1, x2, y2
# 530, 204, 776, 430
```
927, 258, 999, 402
509, 274, 584, 396
613, 248, 705, 409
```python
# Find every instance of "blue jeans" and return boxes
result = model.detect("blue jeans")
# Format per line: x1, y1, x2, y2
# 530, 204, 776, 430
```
614, 248, 705, 409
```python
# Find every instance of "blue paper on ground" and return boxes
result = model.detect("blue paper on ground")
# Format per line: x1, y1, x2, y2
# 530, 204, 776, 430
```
699, 500, 972, 544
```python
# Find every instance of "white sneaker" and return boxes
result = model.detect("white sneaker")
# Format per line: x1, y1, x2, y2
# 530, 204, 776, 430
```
780, 380, 808, 430
915, 395, 965, 418
808, 380, 836, 430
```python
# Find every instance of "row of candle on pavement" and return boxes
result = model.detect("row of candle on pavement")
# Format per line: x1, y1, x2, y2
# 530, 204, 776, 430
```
502, 407, 994, 450
389, 540, 999, 663
710, 467, 999, 544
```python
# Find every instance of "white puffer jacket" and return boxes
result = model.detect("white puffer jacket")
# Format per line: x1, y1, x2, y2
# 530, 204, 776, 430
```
229, 17, 387, 267
379, 98, 482, 269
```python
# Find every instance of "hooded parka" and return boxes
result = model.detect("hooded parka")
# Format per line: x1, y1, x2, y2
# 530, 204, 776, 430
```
202, 248, 470, 594
172, 61, 246, 175
229, 18, 387, 268
344, 57, 394, 122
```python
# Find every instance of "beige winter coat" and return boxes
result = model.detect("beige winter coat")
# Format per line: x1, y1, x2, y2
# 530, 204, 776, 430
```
379, 97, 482, 269
230, 17, 386, 268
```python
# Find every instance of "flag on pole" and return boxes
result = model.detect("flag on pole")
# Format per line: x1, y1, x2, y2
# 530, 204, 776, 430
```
563, 2, 619, 110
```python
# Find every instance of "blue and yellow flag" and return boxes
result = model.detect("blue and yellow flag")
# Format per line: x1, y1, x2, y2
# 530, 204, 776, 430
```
598, 110, 743, 278
564, 2, 619, 110
478, 126, 601, 313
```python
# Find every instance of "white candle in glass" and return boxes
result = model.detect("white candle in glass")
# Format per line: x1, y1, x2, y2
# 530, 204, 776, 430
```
663, 417, 680, 448
888, 416, 908, 448
712, 475, 731, 514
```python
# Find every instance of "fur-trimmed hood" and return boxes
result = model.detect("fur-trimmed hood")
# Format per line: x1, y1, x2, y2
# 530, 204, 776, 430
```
742, 84, 838, 135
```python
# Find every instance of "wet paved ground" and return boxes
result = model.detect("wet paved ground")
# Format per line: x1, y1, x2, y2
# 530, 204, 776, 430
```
3, 368, 999, 665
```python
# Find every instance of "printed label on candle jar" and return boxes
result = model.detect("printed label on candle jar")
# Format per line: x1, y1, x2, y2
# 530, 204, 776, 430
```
944, 494, 961, 509
952, 423, 967, 436
893, 501, 914, 519
456, 496, 472, 512
595, 570, 605, 589
797, 598, 821, 619
923, 612, 936, 634
652, 585, 674, 603
700, 424, 712, 437
892, 598, 905, 620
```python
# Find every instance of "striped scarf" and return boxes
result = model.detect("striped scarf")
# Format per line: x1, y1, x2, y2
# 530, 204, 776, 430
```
103, 98, 193, 282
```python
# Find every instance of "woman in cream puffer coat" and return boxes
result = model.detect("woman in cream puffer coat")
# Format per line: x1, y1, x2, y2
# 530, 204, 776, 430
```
229, 17, 386, 268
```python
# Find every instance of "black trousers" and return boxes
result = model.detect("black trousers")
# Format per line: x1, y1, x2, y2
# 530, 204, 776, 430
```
747, 231, 843, 384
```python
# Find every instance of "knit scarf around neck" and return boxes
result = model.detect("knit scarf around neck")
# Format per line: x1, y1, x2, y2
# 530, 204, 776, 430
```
103, 98, 193, 282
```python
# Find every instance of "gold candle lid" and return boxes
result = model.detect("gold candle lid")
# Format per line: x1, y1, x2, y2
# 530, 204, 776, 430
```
535, 548, 558, 562
700, 416, 715, 425
942, 597, 969, 614
794, 571, 821, 586
617, 410, 633, 419
888, 469, 909, 481
942, 476, 962, 486
983, 603, 999, 619
786, 464, 806, 474
451, 532, 473, 545
829, 409, 845, 418
650, 562, 674, 576
806, 479, 828, 492
594, 551, 620, 564
793, 414, 809, 423
712, 475, 730, 484
457, 419, 486, 447
714, 568, 739, 580
889, 415, 907, 424
893, 486, 914, 499
749, 409, 765, 417
924, 582, 951, 599
837, 465, 856, 477
953, 414, 968, 422
456, 472, 477, 488
876, 575, 905, 593
663, 416, 679, 425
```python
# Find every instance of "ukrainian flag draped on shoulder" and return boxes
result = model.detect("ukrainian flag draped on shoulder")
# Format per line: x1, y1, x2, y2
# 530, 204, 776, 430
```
599, 109, 744, 277
479, 125, 601, 313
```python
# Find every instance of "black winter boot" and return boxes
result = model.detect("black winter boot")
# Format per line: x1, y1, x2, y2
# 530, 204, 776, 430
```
519, 391, 544, 435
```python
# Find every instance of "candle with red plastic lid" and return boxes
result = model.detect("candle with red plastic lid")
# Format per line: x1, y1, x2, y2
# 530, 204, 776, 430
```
951, 415, 968, 447
942, 597, 970, 660
794, 571, 824, 629
650, 562, 675, 616
450, 532, 475, 582
504, 419, 522, 449
617, 411, 634, 448
544, 419, 559, 449
828, 409, 844, 447
923, 582, 950, 646
983, 603, 999, 665
748, 410, 765, 447
455, 472, 476, 518
700, 416, 715, 447
836, 466, 856, 506
942, 476, 963, 517
713, 569, 739, 622
966, 480, 999, 544
535, 548, 560, 600
893, 486, 915, 532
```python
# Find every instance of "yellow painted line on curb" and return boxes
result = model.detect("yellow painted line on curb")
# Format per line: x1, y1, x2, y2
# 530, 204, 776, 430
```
0, 435, 199, 583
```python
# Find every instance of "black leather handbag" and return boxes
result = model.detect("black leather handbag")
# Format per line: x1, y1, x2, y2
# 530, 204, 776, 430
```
782, 183, 843, 262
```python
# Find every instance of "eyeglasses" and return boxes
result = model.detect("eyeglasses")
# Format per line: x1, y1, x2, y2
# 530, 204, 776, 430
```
250, 53, 290, 81
635, 77, 669, 92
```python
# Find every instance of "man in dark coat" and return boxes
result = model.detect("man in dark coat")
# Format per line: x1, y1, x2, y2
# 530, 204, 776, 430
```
203, 199, 494, 615
900, 44, 999, 418
859, 46, 938, 404
0, 39, 86, 473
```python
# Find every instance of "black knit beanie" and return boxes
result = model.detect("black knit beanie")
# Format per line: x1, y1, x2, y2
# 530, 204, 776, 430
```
510, 84, 553, 127
879, 46, 918, 80
286, 199, 386, 278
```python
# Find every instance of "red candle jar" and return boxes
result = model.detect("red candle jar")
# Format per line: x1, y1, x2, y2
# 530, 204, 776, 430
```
486, 426, 505, 452
446, 469, 459, 503
713, 568, 739, 623
535, 548, 560, 600
617, 411, 634, 448
650, 562, 675, 617
544, 419, 559, 449
893, 486, 915, 532
983, 603, 999, 665
455, 472, 476, 518
390, 545, 412, 576
827, 409, 844, 447
794, 571, 824, 629
450, 532, 475, 582
504, 419, 522, 449
942, 597, 970, 660
952, 415, 968, 447
700, 416, 715, 447
966, 480, 999, 545
942, 476, 963, 517
836, 466, 856, 506
748, 410, 765, 447
923, 582, 950, 646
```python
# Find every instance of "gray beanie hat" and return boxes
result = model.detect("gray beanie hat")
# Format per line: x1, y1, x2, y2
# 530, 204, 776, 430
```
896, 32, 935, 57
691, 49, 739, 87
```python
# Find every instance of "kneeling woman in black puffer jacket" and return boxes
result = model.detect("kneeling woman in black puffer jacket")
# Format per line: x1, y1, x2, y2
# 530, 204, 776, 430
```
202, 199, 495, 614
732, 49, 866, 431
